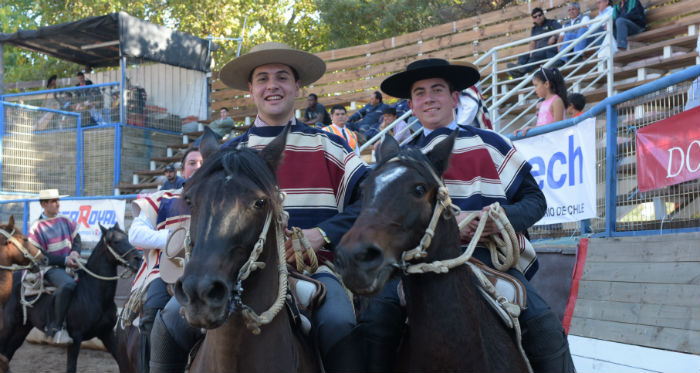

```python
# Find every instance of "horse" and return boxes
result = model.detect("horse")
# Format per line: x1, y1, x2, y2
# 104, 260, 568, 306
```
0, 223, 142, 373
114, 310, 144, 373
173, 127, 320, 372
0, 215, 43, 372
334, 133, 530, 372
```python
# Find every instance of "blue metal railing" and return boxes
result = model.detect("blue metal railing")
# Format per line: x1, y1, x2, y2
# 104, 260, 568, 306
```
510, 64, 700, 237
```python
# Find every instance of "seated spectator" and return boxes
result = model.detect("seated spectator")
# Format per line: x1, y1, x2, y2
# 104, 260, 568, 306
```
613, 0, 646, 51
110, 91, 121, 123
38, 75, 62, 130
558, 2, 591, 63
160, 165, 185, 190
508, 8, 562, 77
348, 91, 389, 138
302, 93, 331, 127
379, 107, 411, 144
514, 67, 568, 136
323, 105, 359, 151
209, 107, 235, 138
567, 92, 586, 117
590, 0, 616, 52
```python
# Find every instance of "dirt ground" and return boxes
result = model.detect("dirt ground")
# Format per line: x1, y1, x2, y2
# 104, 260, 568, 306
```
8, 341, 119, 373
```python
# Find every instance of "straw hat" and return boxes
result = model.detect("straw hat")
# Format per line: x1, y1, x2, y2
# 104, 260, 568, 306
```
380, 58, 480, 99
38, 189, 68, 200
219, 42, 326, 91
159, 222, 189, 284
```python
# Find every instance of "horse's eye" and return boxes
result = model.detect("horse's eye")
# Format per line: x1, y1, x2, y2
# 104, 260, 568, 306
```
184, 196, 191, 205
413, 184, 427, 197
254, 199, 266, 209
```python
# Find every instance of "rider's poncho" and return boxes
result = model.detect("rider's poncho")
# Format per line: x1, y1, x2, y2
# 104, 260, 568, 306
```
28, 215, 79, 265
130, 189, 189, 290
224, 120, 369, 256
413, 124, 541, 278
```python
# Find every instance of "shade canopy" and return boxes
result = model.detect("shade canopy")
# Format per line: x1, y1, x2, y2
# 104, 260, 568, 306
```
0, 12, 212, 72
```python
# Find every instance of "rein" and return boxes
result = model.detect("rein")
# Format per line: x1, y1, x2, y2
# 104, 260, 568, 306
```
75, 237, 138, 281
229, 192, 289, 335
0, 228, 42, 271
386, 156, 520, 275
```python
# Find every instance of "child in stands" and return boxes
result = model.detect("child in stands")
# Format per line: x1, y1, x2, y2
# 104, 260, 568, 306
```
514, 67, 568, 136
567, 92, 586, 117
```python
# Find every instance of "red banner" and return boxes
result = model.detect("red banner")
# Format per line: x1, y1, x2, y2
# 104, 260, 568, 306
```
636, 106, 700, 192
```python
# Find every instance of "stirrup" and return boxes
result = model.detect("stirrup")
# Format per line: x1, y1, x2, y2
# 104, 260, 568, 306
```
52, 329, 73, 345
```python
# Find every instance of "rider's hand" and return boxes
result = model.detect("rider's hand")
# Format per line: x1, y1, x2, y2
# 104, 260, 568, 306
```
65, 251, 81, 268
458, 206, 502, 244
284, 228, 324, 265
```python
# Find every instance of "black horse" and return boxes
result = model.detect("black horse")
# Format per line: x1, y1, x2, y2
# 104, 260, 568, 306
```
0, 223, 142, 373
173, 127, 320, 372
335, 133, 530, 372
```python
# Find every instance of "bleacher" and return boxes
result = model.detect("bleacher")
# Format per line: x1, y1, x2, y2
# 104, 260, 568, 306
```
117, 0, 698, 193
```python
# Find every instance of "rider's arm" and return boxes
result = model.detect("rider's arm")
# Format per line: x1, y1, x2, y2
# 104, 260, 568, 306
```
71, 234, 82, 253
129, 213, 169, 250
501, 172, 547, 232
33, 243, 68, 267
316, 175, 364, 249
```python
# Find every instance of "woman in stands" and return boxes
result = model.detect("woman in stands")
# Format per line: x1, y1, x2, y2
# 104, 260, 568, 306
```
515, 67, 568, 136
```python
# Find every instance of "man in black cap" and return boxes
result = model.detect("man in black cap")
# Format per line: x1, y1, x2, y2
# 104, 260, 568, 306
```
356, 58, 574, 373
159, 164, 185, 191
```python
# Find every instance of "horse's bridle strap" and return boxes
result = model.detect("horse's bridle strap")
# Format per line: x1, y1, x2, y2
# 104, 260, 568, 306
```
0, 228, 41, 269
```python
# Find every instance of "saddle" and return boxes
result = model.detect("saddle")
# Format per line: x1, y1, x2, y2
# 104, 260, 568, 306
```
285, 265, 327, 335
20, 266, 79, 325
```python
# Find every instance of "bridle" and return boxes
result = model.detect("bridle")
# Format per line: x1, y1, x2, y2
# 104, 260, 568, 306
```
0, 228, 42, 271
383, 155, 520, 275
74, 232, 139, 281
226, 191, 289, 335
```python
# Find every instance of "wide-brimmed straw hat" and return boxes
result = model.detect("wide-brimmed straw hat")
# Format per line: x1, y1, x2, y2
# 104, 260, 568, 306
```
38, 189, 68, 200
219, 42, 326, 91
160, 221, 190, 284
380, 58, 480, 99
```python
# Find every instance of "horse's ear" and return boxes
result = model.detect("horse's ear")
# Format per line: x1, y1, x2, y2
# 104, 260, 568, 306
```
113, 222, 120, 231
199, 127, 220, 160
99, 223, 107, 235
260, 124, 289, 172
426, 129, 457, 176
7, 215, 14, 230
377, 134, 401, 164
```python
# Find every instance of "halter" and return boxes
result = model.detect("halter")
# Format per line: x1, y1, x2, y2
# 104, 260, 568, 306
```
0, 228, 42, 271
228, 191, 289, 335
384, 155, 520, 275
74, 234, 138, 281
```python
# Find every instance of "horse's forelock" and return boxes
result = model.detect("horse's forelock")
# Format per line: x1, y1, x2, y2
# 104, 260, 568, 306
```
186, 147, 281, 211
373, 147, 437, 187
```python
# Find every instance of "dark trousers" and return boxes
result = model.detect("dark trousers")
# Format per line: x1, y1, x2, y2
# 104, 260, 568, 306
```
140, 278, 170, 373
45, 267, 77, 332
517, 49, 556, 73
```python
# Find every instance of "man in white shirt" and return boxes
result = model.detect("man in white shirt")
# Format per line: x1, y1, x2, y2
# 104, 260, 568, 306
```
557, 2, 591, 63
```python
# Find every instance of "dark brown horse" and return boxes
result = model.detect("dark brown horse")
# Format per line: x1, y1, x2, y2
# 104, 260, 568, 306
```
335, 133, 529, 372
0, 224, 142, 373
173, 127, 320, 372
0, 216, 43, 373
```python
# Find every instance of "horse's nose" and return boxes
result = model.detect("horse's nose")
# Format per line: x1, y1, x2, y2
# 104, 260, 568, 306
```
175, 275, 228, 308
353, 244, 384, 270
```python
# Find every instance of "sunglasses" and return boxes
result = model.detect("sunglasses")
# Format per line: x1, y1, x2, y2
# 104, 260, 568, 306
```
532, 13, 544, 18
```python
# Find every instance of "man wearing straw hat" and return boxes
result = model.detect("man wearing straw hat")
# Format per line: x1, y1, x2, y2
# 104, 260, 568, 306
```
356, 58, 574, 373
149, 42, 368, 373
27, 189, 81, 344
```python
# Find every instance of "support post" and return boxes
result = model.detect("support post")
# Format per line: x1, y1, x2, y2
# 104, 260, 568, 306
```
604, 104, 618, 236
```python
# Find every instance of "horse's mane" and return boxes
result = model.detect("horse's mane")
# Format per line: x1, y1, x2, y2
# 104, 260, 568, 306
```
184, 146, 282, 211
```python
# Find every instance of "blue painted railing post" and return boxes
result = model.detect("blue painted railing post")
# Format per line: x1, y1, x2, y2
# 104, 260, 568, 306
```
605, 104, 618, 236
76, 114, 83, 196
114, 56, 127, 193
23, 201, 28, 234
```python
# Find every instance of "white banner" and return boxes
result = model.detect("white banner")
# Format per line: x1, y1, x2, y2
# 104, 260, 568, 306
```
29, 199, 126, 242
514, 118, 597, 225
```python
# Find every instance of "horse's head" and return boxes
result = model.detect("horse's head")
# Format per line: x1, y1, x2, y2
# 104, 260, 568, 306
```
174, 127, 287, 329
98, 223, 142, 271
335, 131, 457, 295
0, 215, 43, 269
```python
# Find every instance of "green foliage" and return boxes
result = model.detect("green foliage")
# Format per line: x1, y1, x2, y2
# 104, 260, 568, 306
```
2, 0, 509, 85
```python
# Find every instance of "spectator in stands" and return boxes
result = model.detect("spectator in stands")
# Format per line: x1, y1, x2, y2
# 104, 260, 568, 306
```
379, 107, 411, 143
590, 0, 615, 50
75, 71, 93, 91
38, 75, 63, 130
613, 0, 646, 51
567, 92, 586, 117
557, 2, 591, 63
508, 8, 562, 77
348, 91, 389, 138
514, 67, 568, 136
209, 107, 235, 138
685, 35, 700, 110
302, 93, 331, 127
323, 104, 359, 151
160, 164, 185, 190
